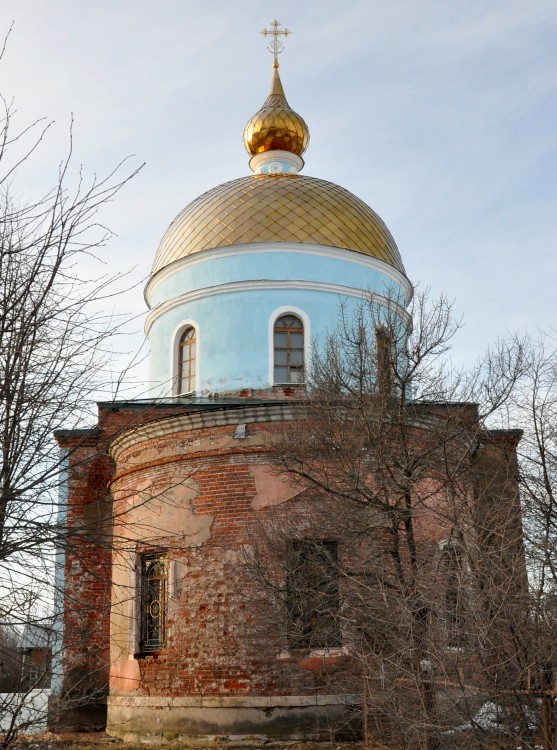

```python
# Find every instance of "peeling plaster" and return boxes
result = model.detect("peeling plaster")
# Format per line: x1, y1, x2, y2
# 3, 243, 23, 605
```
251, 465, 302, 510
118, 477, 213, 548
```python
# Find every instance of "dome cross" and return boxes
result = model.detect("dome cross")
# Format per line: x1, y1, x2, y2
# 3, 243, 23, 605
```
261, 20, 291, 68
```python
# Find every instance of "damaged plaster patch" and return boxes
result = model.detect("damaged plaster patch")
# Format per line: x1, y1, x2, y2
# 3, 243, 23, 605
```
123, 477, 213, 548
251, 465, 302, 510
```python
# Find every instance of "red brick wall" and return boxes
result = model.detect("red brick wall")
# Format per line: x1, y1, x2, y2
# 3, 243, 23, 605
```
56, 400, 524, 720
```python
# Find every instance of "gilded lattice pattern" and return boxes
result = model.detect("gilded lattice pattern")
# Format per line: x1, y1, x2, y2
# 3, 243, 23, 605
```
243, 66, 309, 156
152, 174, 405, 276
244, 93, 309, 156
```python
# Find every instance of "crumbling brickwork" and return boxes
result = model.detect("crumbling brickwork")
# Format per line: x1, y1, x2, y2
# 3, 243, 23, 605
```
53, 398, 525, 739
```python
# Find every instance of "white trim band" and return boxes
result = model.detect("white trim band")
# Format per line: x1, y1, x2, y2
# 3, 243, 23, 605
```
145, 279, 410, 335
145, 242, 412, 307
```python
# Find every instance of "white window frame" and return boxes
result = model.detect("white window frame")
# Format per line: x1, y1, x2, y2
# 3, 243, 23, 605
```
170, 320, 199, 396
268, 306, 311, 387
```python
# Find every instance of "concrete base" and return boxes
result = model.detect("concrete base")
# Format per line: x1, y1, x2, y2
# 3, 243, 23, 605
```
107, 694, 362, 741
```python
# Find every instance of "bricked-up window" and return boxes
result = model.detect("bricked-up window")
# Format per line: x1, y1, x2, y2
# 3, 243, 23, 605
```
178, 326, 196, 394
139, 553, 168, 654
287, 540, 341, 649
376, 325, 393, 395
274, 315, 304, 384
444, 544, 464, 647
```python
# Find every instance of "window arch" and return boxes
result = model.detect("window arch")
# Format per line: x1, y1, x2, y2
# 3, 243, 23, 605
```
274, 314, 304, 384
178, 326, 196, 394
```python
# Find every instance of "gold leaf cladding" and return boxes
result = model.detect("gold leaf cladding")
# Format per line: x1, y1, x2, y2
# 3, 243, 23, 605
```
152, 174, 405, 276
244, 105, 309, 155
243, 65, 310, 157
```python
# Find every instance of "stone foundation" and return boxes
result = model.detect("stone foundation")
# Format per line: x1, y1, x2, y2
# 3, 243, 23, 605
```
106, 694, 361, 741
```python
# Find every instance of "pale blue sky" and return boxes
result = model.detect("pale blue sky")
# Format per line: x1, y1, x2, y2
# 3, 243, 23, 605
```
1, 0, 556, 390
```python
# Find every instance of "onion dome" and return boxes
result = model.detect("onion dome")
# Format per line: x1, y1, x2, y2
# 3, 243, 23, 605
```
151, 174, 405, 276
243, 65, 309, 159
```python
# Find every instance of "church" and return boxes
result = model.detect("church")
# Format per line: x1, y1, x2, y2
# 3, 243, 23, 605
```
50, 23, 525, 742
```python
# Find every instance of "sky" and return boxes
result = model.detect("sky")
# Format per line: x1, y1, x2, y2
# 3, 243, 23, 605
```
1, 0, 556, 393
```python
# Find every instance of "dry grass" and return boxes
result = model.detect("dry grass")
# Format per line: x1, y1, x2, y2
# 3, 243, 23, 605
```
12, 734, 544, 750
13, 734, 364, 750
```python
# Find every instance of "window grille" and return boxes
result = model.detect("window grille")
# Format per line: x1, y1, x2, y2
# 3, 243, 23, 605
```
287, 540, 341, 649
274, 315, 304, 384
178, 327, 196, 394
140, 553, 168, 654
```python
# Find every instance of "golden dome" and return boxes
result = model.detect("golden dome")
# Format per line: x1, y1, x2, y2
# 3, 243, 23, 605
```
151, 174, 405, 277
243, 66, 309, 157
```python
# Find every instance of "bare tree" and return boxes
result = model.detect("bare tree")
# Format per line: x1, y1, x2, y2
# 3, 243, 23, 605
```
0, 35, 141, 744
504, 334, 557, 750
246, 290, 544, 750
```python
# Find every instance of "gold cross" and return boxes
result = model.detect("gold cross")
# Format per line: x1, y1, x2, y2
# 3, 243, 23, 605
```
261, 20, 291, 68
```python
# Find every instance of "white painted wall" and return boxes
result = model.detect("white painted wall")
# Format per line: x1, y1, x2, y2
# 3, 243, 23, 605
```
0, 690, 50, 733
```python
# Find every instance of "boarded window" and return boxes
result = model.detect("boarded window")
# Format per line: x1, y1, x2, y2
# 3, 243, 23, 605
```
287, 540, 341, 649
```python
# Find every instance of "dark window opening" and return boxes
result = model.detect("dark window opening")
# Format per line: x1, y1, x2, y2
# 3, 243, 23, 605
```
287, 540, 341, 649
444, 544, 464, 647
274, 315, 304, 384
140, 552, 168, 654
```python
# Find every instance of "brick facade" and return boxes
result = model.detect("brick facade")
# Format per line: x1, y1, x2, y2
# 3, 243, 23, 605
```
52, 397, 524, 739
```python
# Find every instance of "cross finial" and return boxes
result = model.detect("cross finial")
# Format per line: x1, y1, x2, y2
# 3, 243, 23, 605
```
261, 20, 291, 68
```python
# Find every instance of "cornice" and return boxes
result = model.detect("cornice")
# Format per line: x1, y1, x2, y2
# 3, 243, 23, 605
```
145, 279, 411, 336
108, 402, 294, 462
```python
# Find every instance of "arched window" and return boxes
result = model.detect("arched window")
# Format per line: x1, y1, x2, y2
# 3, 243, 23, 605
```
178, 327, 196, 394
274, 314, 304, 384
